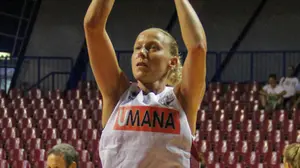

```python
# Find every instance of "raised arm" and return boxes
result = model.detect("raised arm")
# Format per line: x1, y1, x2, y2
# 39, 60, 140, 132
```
84, 0, 129, 126
174, 0, 207, 134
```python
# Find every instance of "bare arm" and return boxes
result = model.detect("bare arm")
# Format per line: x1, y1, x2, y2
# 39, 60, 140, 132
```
84, 0, 129, 126
174, 0, 207, 134
259, 89, 268, 96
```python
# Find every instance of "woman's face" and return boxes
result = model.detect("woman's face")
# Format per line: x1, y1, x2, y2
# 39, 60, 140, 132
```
131, 29, 173, 84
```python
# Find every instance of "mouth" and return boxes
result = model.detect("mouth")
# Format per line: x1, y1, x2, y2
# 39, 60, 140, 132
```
136, 62, 148, 67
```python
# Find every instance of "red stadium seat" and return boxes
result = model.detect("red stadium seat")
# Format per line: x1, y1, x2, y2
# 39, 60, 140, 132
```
21, 128, 40, 140
29, 149, 46, 163
28, 88, 42, 99
208, 82, 222, 94
73, 109, 90, 120
33, 108, 52, 120
215, 140, 229, 154
224, 91, 241, 102
14, 108, 31, 120
47, 90, 63, 100
82, 129, 100, 142
58, 119, 75, 131
92, 109, 102, 122
0, 118, 16, 129
5, 138, 22, 150
92, 151, 101, 166
9, 89, 23, 99
78, 119, 94, 131
67, 139, 85, 152
31, 98, 49, 109
42, 128, 60, 140
18, 118, 34, 128
0, 108, 10, 118
87, 90, 102, 100
12, 98, 30, 109
62, 129, 79, 141
67, 89, 84, 100
79, 150, 90, 162
45, 139, 62, 151
2, 127, 19, 139
38, 118, 55, 130
33, 161, 47, 168
53, 109, 71, 120
79, 162, 95, 168
87, 140, 99, 153
0, 160, 9, 168
223, 151, 238, 166
89, 99, 102, 110
8, 149, 27, 162
70, 99, 85, 110
0, 98, 10, 108
25, 138, 42, 151
0, 149, 6, 160
51, 99, 69, 109
11, 160, 31, 168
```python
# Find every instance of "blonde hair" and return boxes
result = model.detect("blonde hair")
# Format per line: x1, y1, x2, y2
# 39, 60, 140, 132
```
150, 28, 183, 86
283, 143, 300, 168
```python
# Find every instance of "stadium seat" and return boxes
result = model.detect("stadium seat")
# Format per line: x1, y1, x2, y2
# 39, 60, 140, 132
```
8, 149, 27, 162
67, 139, 85, 152
58, 119, 75, 131
25, 138, 42, 151
0, 149, 6, 160
47, 90, 63, 100
29, 149, 46, 163
5, 138, 22, 150
11, 160, 31, 168
78, 119, 94, 131
42, 128, 60, 140
28, 88, 42, 99
18, 118, 34, 128
21, 128, 40, 140
33, 108, 52, 120
62, 129, 79, 141
2, 127, 19, 139
0, 160, 9, 168
0, 118, 16, 129
38, 118, 55, 130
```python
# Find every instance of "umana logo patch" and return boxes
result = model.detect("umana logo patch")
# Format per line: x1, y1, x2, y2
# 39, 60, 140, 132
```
113, 106, 180, 134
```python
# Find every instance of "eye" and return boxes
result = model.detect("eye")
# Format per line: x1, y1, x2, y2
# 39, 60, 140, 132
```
149, 45, 159, 51
134, 46, 142, 50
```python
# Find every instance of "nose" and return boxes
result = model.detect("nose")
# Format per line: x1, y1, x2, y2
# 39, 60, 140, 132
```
137, 48, 148, 58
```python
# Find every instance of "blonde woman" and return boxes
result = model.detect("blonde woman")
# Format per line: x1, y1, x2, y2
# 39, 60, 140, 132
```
84, 0, 207, 167
283, 143, 300, 168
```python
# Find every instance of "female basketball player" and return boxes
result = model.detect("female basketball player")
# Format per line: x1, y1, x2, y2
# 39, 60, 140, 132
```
84, 0, 207, 167
283, 143, 300, 168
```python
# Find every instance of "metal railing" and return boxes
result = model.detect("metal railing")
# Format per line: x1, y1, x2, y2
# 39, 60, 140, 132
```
100, 50, 300, 83
0, 51, 299, 92
0, 56, 73, 92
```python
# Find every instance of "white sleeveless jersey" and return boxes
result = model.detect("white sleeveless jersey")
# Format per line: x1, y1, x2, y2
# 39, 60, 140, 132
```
99, 83, 193, 168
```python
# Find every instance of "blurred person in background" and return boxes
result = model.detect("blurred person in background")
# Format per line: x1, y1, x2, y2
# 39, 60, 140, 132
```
279, 65, 299, 109
259, 74, 286, 110
292, 84, 300, 109
47, 143, 78, 168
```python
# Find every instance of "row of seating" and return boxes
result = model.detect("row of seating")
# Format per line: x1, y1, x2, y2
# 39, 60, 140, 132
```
0, 128, 100, 141
0, 108, 102, 121
0, 161, 96, 168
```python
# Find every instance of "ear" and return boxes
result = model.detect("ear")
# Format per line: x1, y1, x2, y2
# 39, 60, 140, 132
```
169, 56, 179, 68
68, 162, 77, 168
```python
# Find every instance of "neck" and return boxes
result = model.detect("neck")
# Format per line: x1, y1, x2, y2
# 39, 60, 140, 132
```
137, 80, 166, 94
